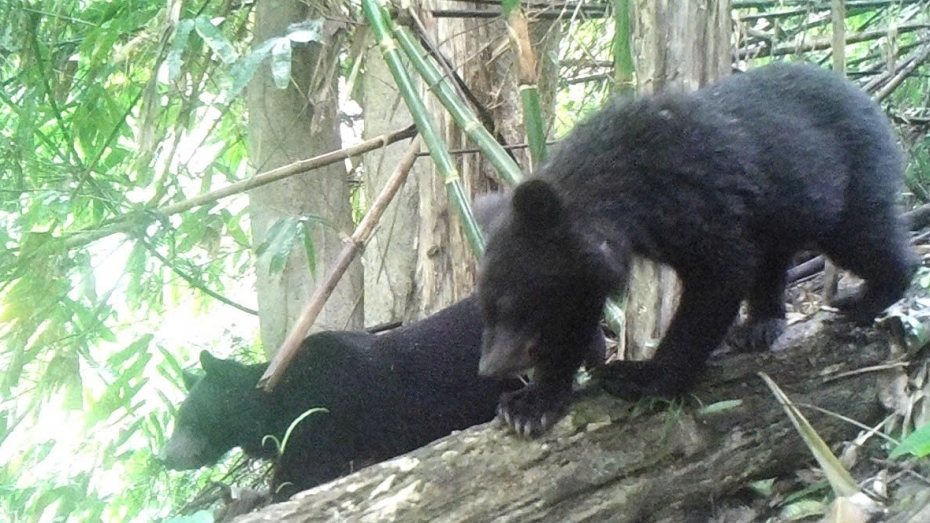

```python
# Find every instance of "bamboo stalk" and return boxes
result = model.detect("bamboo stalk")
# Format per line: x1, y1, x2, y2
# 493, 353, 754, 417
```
360, 0, 485, 255
737, 22, 930, 59
612, 0, 635, 98
392, 15, 523, 186
874, 43, 930, 102
502, 0, 548, 168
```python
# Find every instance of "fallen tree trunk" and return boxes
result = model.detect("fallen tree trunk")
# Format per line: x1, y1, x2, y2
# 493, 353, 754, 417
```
231, 312, 912, 523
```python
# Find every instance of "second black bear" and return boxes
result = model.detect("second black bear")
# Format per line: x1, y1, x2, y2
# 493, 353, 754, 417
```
475, 63, 916, 437
162, 296, 524, 500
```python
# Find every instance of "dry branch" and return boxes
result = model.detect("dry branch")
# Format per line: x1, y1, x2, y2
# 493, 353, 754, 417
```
231, 310, 917, 523
62, 125, 417, 250
259, 137, 422, 391
736, 22, 929, 60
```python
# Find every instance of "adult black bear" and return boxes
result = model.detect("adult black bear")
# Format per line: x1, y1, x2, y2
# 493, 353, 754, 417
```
162, 296, 523, 500
475, 63, 917, 437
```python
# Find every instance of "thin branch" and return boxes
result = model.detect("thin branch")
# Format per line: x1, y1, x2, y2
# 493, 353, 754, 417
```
260, 137, 422, 391
733, 0, 924, 8
735, 0, 929, 22
140, 238, 258, 315
62, 125, 417, 250
874, 43, 930, 102
737, 22, 930, 59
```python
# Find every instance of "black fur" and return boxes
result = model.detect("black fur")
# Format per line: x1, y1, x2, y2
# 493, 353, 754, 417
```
162, 296, 521, 499
476, 63, 916, 437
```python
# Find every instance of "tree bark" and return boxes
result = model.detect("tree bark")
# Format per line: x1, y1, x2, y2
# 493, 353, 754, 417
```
248, 0, 362, 355
359, 28, 428, 325
230, 311, 911, 522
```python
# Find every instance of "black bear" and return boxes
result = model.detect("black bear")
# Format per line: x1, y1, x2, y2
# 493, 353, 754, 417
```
475, 62, 917, 437
162, 296, 523, 500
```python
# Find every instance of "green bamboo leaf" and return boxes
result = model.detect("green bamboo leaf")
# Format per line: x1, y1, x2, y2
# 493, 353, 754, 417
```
889, 421, 930, 458
114, 417, 144, 448
271, 37, 293, 89
108, 334, 154, 367
697, 399, 743, 415
256, 217, 302, 275
287, 19, 323, 43
63, 372, 84, 411
194, 15, 237, 64
156, 345, 185, 382
167, 19, 195, 82
97, 324, 117, 343
226, 211, 251, 246
302, 214, 339, 231
254, 217, 290, 257
758, 372, 861, 498
300, 222, 317, 280
280, 408, 327, 455
224, 38, 277, 104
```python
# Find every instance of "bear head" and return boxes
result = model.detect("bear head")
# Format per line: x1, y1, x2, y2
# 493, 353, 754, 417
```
162, 351, 272, 470
474, 179, 624, 378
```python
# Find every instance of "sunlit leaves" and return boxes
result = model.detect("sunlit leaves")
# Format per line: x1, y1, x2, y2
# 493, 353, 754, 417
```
226, 38, 276, 104
889, 421, 930, 459
255, 214, 337, 279
271, 37, 294, 88
269, 19, 324, 88
86, 335, 154, 427
0, 0, 258, 520
194, 16, 238, 64
255, 216, 304, 275
287, 19, 324, 44
168, 19, 196, 82
223, 18, 325, 102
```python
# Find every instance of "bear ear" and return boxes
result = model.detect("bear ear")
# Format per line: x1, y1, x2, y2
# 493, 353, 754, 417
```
181, 369, 200, 391
472, 191, 510, 237
199, 351, 224, 375
511, 179, 564, 229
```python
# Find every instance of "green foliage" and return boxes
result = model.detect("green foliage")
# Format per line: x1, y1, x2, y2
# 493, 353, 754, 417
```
261, 407, 328, 457
254, 215, 338, 279
0, 0, 262, 520
554, 18, 615, 136
889, 421, 930, 459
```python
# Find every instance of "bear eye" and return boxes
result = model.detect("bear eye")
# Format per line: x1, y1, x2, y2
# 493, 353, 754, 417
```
495, 295, 515, 317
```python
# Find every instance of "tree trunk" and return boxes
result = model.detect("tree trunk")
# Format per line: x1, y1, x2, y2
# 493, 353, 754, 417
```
360, 1, 558, 323
360, 1, 476, 324
359, 29, 428, 324
248, 0, 362, 354
229, 311, 915, 522
624, 0, 731, 360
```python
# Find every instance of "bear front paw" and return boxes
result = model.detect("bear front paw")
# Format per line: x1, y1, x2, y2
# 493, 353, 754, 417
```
498, 383, 572, 438
591, 360, 695, 401
726, 317, 786, 352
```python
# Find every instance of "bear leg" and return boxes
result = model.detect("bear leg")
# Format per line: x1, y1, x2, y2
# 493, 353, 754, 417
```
597, 279, 746, 399
727, 249, 791, 352
822, 214, 916, 324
